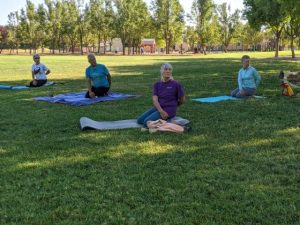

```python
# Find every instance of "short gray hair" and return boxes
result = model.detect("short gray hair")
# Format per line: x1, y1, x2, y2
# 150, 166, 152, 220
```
160, 63, 173, 74
160, 63, 174, 80
87, 53, 96, 60
33, 53, 40, 59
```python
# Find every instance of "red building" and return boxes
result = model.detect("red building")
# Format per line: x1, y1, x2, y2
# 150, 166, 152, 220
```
141, 39, 156, 53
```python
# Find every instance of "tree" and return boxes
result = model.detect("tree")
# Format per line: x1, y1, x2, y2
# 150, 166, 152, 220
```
18, 8, 31, 52
151, 0, 185, 54
281, 0, 300, 58
0, 26, 9, 53
240, 23, 264, 51
102, 0, 115, 54
36, 4, 48, 53
45, 0, 63, 54
7, 12, 20, 53
114, 0, 150, 55
25, 0, 40, 54
185, 26, 198, 52
126, 0, 151, 55
217, 3, 240, 52
114, 0, 130, 55
76, 0, 89, 55
244, 0, 287, 57
206, 14, 221, 51
60, 0, 79, 54
88, 0, 105, 53
190, 0, 214, 54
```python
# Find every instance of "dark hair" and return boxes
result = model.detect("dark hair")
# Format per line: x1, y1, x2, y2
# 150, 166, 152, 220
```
279, 70, 284, 79
241, 55, 250, 62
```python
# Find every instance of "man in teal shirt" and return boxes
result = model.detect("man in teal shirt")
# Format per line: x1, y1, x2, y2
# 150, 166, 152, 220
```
85, 53, 112, 98
231, 55, 261, 98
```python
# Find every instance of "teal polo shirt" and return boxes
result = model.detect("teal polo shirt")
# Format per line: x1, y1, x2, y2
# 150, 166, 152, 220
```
85, 64, 109, 88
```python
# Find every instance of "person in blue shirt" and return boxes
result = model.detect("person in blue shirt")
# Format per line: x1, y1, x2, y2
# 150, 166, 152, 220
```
85, 53, 112, 98
231, 55, 261, 98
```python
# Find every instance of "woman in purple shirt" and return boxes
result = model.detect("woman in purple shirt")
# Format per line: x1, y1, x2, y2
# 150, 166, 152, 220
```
137, 63, 186, 127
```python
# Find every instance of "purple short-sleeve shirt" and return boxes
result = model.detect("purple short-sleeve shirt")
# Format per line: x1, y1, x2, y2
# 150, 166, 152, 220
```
153, 80, 185, 118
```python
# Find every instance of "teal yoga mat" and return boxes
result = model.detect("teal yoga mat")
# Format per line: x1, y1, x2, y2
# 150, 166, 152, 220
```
192, 95, 266, 103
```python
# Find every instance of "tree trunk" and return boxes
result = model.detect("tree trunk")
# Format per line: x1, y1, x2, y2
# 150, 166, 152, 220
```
274, 31, 281, 58
224, 45, 228, 53
98, 36, 101, 54
201, 45, 207, 55
165, 38, 169, 54
275, 38, 279, 57
127, 40, 131, 55
104, 40, 106, 54
52, 39, 55, 54
71, 39, 75, 54
291, 37, 295, 58
80, 35, 83, 55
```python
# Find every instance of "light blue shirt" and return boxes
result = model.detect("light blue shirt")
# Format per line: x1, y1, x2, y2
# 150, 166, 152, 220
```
85, 64, 109, 88
238, 66, 261, 90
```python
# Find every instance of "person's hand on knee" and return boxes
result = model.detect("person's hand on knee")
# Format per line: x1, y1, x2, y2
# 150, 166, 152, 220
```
160, 110, 169, 120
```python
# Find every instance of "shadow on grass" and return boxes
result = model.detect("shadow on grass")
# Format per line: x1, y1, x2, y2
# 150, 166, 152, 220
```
1, 119, 299, 224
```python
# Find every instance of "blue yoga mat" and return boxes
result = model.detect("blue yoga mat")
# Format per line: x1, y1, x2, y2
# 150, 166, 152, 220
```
0, 85, 13, 89
0, 81, 55, 90
0, 85, 29, 90
34, 92, 137, 106
192, 95, 266, 103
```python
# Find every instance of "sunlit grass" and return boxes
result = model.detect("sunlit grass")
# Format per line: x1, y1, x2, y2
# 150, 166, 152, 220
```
1, 52, 300, 225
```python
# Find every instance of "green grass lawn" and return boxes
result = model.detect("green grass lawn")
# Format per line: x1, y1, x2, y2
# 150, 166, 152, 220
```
1, 52, 300, 225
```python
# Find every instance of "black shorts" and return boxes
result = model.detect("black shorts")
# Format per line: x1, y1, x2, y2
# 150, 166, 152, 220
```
29, 79, 47, 87
85, 86, 110, 98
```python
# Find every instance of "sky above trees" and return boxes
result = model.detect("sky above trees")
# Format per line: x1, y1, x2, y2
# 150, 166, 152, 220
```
0, 0, 244, 25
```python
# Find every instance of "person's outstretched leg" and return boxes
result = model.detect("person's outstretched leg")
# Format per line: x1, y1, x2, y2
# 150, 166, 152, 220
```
137, 108, 160, 126
142, 111, 161, 127
231, 88, 240, 97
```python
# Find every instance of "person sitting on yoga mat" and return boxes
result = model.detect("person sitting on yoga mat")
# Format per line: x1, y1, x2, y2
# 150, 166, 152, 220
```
231, 55, 261, 98
137, 63, 186, 127
85, 53, 112, 98
29, 54, 51, 87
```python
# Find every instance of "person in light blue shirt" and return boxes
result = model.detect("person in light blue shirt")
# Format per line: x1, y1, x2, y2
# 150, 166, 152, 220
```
85, 53, 111, 98
231, 55, 261, 98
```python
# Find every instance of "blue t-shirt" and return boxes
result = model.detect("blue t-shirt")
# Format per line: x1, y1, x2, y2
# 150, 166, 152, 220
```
85, 64, 110, 88
238, 66, 261, 90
